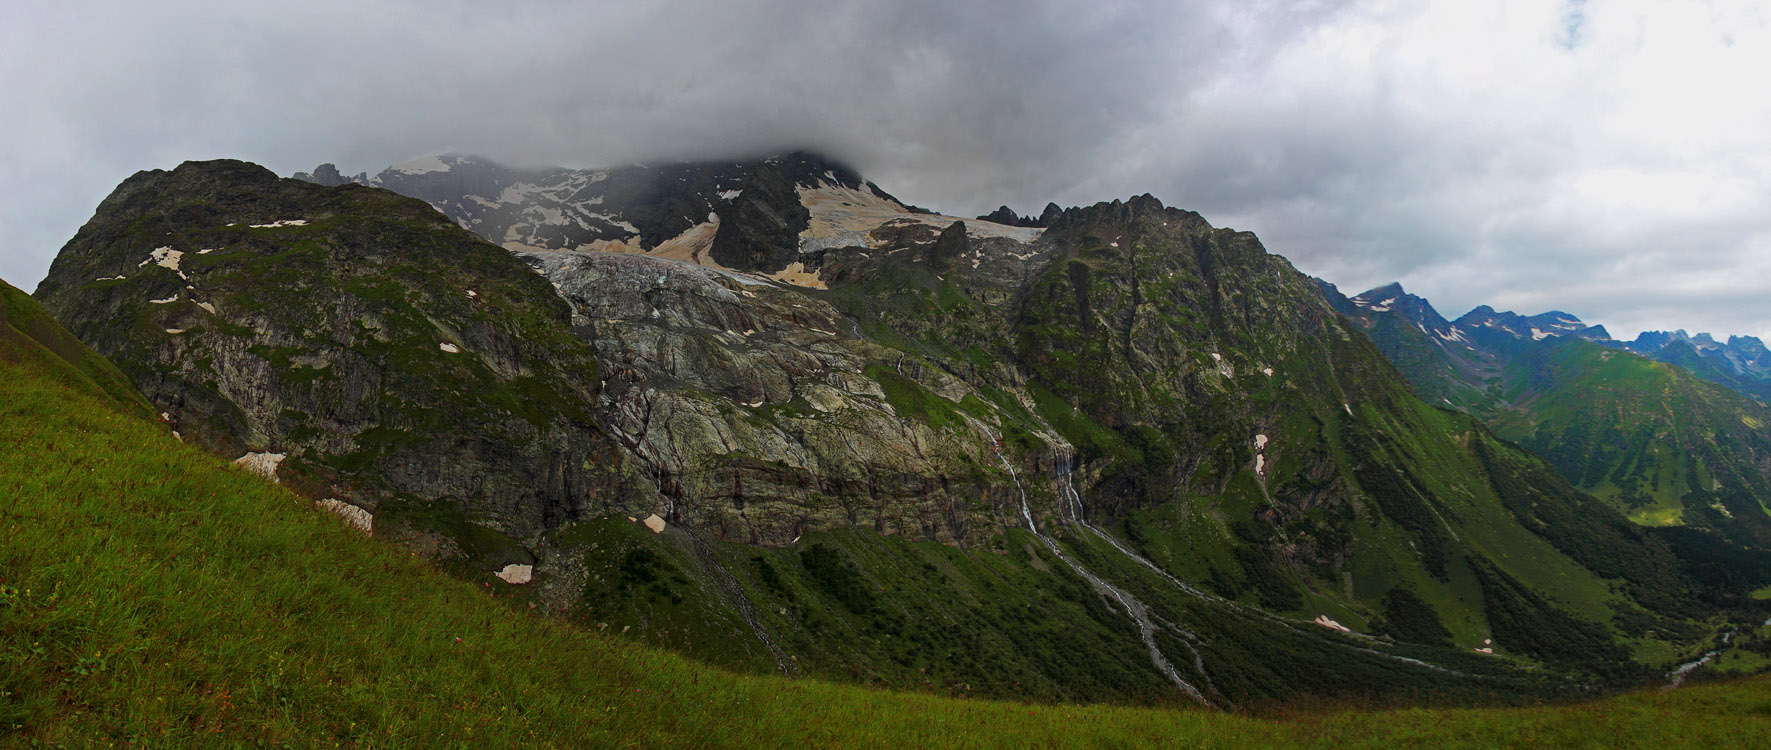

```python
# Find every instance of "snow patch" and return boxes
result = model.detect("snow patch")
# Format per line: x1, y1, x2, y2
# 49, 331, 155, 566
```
149, 294, 179, 304
139, 247, 186, 279
495, 563, 533, 585
1253, 434, 1268, 451
763, 261, 827, 290
317, 498, 373, 533
94, 275, 127, 282
1355, 296, 1396, 312
388, 155, 451, 175
1261, 367, 1274, 377
234, 452, 286, 482
643, 514, 666, 534
639, 216, 721, 267
718, 189, 742, 200
194, 301, 216, 315
439, 342, 461, 354
797, 180, 1040, 254
1313, 615, 1352, 633
248, 219, 308, 229
1530, 327, 1551, 340
164, 329, 185, 335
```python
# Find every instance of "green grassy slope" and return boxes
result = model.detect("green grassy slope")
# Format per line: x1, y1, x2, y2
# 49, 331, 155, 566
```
1339, 293, 1771, 548
0, 277, 154, 420
794, 197, 1761, 692
5, 300, 1771, 748
1493, 340, 1771, 543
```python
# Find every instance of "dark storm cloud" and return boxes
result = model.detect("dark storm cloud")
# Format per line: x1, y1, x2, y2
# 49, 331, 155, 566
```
5, 1, 1770, 339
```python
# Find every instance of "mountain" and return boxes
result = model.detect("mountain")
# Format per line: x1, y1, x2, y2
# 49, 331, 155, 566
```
298, 152, 947, 276
33, 160, 648, 568
1329, 282, 1771, 546
6, 313, 1770, 743
34, 155, 1771, 706
1616, 330, 1771, 402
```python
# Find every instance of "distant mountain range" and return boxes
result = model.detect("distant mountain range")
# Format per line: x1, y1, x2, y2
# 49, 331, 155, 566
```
1325, 280, 1771, 547
1321, 280, 1771, 403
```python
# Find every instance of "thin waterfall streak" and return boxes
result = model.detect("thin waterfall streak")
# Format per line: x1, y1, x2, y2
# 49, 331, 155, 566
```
961, 416, 1210, 706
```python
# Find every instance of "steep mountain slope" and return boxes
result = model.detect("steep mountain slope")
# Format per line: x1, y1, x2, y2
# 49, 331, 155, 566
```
6, 331, 1770, 746
1, 278, 154, 420
35, 156, 1764, 706
32, 160, 648, 565
1328, 283, 1771, 546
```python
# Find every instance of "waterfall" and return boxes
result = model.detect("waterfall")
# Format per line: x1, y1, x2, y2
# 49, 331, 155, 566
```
960, 414, 1212, 706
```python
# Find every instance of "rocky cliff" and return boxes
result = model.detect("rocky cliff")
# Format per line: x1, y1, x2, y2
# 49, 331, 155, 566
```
34, 160, 647, 562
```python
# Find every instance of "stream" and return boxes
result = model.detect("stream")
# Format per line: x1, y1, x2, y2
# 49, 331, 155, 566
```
961, 415, 1213, 706
960, 414, 1486, 708
1667, 626, 1742, 688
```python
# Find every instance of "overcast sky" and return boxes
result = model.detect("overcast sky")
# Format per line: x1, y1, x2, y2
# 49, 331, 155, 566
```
4, 0, 1769, 340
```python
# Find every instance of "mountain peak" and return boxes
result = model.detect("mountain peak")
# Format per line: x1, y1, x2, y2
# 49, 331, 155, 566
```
1350, 282, 1406, 310
1362, 281, 1405, 297
1729, 335, 1768, 353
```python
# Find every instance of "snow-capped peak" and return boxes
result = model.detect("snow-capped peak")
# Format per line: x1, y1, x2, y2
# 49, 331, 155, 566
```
386, 155, 454, 175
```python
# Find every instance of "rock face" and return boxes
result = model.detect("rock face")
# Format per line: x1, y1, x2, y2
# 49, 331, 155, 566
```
291, 163, 362, 187
706, 162, 814, 273
519, 243, 1078, 546
34, 160, 647, 558
923, 221, 970, 271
